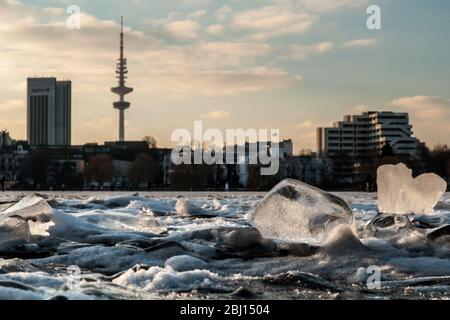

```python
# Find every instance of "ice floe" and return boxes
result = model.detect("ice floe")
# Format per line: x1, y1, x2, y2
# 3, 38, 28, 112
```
377, 163, 447, 215
250, 179, 355, 244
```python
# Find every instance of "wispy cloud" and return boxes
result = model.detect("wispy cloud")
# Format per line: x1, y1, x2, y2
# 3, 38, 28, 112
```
391, 96, 450, 122
164, 19, 201, 40
384, 96, 450, 147
231, 3, 317, 40
206, 24, 224, 35
299, 0, 369, 13
0, 99, 25, 112
287, 42, 334, 60
343, 38, 377, 48
201, 110, 231, 120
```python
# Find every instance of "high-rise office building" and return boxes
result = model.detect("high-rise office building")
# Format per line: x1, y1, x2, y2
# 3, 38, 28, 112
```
27, 77, 71, 146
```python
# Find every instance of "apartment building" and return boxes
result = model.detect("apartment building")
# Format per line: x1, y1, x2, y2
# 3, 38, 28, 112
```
317, 111, 421, 160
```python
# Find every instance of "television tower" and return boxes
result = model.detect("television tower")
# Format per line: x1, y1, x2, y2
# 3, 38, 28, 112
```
111, 16, 133, 141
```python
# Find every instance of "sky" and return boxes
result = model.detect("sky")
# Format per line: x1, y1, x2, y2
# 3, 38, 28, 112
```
0, 0, 449, 152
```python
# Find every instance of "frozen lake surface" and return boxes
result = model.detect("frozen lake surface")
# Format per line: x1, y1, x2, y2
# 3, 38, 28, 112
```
0, 191, 450, 300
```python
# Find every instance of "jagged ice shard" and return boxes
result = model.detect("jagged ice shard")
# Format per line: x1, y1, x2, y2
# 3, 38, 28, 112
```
250, 179, 355, 244
377, 163, 447, 215
0, 217, 31, 251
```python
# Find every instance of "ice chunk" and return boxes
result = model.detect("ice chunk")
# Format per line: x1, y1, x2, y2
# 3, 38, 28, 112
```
3, 194, 53, 220
0, 217, 31, 251
175, 197, 214, 216
363, 214, 412, 239
427, 225, 450, 243
165, 255, 208, 272
250, 179, 354, 244
175, 197, 191, 215
377, 163, 447, 215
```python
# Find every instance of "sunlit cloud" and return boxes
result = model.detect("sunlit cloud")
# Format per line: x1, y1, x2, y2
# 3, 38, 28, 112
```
200, 110, 231, 120
343, 38, 377, 48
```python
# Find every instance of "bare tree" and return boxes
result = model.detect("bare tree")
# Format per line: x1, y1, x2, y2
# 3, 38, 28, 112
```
143, 136, 157, 149
128, 153, 157, 189
170, 163, 212, 190
21, 150, 50, 190
84, 154, 115, 188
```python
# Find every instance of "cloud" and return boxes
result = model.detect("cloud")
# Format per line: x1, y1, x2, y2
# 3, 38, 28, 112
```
287, 42, 334, 60
0, 99, 25, 112
0, 1, 300, 143
292, 119, 325, 151
0, 99, 26, 138
215, 6, 232, 21
186, 9, 207, 19
390, 96, 450, 146
295, 120, 316, 130
299, 0, 369, 13
351, 104, 370, 113
206, 24, 224, 35
391, 96, 450, 121
201, 110, 231, 120
141, 68, 297, 96
195, 41, 272, 65
231, 3, 317, 39
164, 19, 200, 40
343, 38, 377, 48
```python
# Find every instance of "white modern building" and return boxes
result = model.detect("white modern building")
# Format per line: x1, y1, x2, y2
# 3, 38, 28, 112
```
27, 77, 71, 146
317, 111, 421, 159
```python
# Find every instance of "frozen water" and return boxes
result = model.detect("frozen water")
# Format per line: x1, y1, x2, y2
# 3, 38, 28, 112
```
363, 214, 413, 239
377, 163, 447, 215
0, 190, 449, 300
175, 197, 217, 216
250, 179, 355, 244
3, 194, 53, 220
113, 265, 224, 292
164, 255, 208, 272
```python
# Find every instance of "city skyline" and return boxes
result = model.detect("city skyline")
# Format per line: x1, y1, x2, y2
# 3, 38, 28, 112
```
0, 0, 449, 152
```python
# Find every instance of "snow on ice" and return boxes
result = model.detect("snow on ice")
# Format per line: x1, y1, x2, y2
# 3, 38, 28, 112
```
0, 175, 449, 300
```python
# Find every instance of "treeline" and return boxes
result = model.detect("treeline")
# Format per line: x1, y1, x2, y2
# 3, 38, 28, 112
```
17, 152, 162, 191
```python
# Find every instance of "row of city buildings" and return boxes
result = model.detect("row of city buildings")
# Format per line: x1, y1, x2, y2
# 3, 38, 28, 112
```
0, 100, 425, 191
